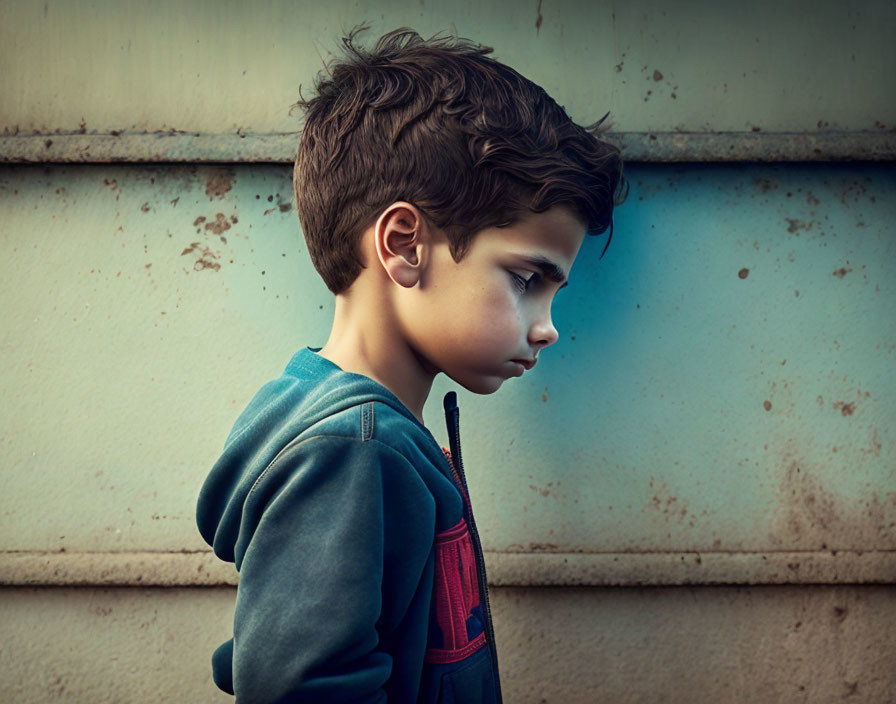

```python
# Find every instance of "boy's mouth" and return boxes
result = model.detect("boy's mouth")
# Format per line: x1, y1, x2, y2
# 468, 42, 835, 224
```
511, 358, 536, 371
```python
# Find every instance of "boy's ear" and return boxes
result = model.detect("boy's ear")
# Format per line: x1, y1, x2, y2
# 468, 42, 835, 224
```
374, 202, 428, 289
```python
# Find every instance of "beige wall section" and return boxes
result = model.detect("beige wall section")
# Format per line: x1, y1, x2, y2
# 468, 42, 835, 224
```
1, 0, 894, 136
1, 585, 894, 703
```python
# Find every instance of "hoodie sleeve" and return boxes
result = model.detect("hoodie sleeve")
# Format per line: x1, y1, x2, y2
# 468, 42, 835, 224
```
218, 434, 435, 704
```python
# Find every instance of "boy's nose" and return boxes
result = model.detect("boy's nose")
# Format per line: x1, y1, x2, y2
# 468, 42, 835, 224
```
528, 312, 559, 349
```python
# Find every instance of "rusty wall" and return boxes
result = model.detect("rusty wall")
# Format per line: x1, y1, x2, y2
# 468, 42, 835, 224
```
1, 1, 894, 702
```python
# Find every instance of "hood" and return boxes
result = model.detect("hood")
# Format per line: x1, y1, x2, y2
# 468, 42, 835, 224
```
196, 347, 437, 564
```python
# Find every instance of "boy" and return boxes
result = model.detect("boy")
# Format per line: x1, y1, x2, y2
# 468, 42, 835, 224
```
197, 26, 624, 703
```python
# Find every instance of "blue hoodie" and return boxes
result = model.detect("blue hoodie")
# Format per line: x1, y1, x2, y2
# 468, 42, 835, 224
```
197, 347, 502, 703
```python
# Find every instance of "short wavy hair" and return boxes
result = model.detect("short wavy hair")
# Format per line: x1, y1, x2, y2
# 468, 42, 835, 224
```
293, 26, 626, 294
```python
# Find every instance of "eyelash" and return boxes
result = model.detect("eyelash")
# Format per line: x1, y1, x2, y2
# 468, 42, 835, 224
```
509, 271, 534, 293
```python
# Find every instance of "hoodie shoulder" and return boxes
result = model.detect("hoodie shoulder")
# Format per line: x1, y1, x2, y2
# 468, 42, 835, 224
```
196, 348, 450, 561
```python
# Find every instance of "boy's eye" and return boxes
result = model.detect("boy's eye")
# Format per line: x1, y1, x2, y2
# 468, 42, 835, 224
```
509, 271, 535, 292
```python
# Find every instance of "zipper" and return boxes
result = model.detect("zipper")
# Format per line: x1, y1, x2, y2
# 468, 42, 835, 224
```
442, 391, 503, 704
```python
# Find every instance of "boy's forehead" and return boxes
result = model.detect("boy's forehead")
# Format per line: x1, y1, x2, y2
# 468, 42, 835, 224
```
479, 206, 586, 263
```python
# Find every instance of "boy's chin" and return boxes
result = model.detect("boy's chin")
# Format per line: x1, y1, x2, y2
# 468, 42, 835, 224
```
447, 373, 506, 396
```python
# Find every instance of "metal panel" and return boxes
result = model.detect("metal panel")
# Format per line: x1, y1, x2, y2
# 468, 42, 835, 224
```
1, 162, 893, 566
0, 585, 894, 703
2, 131, 895, 164
2, 0, 894, 137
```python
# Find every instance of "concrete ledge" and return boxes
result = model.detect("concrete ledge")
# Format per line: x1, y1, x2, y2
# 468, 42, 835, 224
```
1, 131, 893, 163
1, 550, 893, 587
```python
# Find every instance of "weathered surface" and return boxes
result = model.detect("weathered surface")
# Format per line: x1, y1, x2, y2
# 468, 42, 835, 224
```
1, 585, 893, 703
2, 550, 893, 587
2, 131, 894, 163
2, 1, 894, 135
1, 163, 893, 556
490, 585, 896, 703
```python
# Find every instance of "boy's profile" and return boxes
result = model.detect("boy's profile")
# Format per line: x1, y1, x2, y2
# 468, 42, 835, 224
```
197, 26, 624, 703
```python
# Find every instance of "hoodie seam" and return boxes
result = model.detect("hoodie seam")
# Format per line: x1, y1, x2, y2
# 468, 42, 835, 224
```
245, 431, 425, 504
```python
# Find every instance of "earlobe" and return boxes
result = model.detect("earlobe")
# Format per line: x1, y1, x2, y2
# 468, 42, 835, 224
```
375, 202, 426, 289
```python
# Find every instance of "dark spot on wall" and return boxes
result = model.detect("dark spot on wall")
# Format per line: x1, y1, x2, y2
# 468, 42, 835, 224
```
140, 202, 150, 213
738, 267, 750, 279
193, 216, 206, 227
833, 606, 848, 621
833, 266, 852, 279
764, 400, 772, 411
205, 168, 234, 199
785, 218, 813, 234
755, 178, 778, 192
535, 0, 543, 34
652, 69, 663, 81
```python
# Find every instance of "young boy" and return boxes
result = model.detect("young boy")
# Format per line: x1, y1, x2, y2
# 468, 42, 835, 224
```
197, 26, 624, 703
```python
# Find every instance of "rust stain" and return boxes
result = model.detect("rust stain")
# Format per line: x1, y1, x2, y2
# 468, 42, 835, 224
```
277, 194, 293, 213
652, 69, 663, 81
770, 439, 896, 550
863, 428, 882, 457
528, 481, 561, 499
833, 266, 853, 279
205, 168, 234, 199
785, 218, 814, 234
181, 242, 221, 272
832, 401, 856, 416
764, 400, 772, 411
647, 477, 691, 525
205, 213, 232, 235
738, 267, 750, 279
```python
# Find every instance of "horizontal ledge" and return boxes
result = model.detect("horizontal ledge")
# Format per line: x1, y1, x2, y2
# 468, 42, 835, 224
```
1, 550, 893, 588
0, 131, 893, 163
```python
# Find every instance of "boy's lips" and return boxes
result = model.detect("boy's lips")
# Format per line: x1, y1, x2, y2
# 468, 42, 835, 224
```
511, 358, 537, 370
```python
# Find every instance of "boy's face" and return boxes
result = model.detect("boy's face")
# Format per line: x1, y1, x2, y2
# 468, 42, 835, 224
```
399, 204, 587, 394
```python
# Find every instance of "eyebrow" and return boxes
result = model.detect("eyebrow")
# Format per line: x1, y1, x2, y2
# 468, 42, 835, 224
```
517, 255, 569, 288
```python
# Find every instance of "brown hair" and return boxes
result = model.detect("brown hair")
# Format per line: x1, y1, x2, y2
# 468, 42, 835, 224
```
293, 26, 626, 294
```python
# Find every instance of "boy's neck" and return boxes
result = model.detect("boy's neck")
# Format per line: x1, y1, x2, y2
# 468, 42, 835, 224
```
317, 293, 435, 425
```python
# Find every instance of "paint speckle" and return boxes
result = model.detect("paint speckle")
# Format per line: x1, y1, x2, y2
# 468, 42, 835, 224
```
738, 267, 750, 279
652, 69, 663, 81
833, 266, 852, 279
764, 400, 772, 411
